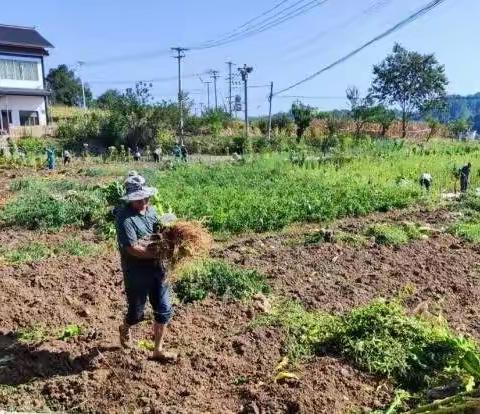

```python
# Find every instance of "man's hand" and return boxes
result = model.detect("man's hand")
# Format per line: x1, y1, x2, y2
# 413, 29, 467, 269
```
126, 242, 158, 260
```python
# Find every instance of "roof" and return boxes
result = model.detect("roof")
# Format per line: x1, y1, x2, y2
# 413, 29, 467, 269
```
0, 24, 53, 49
0, 87, 51, 96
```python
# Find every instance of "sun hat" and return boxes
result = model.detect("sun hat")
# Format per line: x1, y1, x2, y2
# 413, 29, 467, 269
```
121, 175, 157, 201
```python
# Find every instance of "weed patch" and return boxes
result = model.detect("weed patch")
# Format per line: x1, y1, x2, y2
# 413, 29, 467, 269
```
15, 326, 49, 343
259, 299, 480, 394
1, 242, 51, 264
174, 259, 270, 303
450, 222, 480, 244
57, 324, 82, 340
54, 238, 99, 257
367, 222, 428, 246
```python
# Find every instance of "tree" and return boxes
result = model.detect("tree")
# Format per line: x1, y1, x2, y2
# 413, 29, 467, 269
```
291, 102, 314, 142
449, 118, 471, 140
370, 105, 396, 137
96, 89, 123, 110
46, 64, 92, 107
346, 86, 375, 137
370, 44, 448, 138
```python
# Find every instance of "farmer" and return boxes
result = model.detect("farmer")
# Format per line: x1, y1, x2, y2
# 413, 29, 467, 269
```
173, 143, 181, 160
63, 150, 72, 166
133, 148, 141, 162
115, 175, 176, 362
460, 163, 471, 193
180, 144, 188, 162
46, 148, 56, 170
419, 172, 432, 191
153, 147, 162, 163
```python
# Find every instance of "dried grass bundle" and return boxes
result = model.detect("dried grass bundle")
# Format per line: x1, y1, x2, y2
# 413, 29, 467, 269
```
152, 221, 213, 270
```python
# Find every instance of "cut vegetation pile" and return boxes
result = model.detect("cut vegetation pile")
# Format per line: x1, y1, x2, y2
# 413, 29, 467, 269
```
258, 298, 480, 411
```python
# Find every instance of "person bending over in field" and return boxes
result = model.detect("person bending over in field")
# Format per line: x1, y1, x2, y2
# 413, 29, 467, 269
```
115, 174, 177, 362
460, 163, 471, 193
419, 172, 432, 191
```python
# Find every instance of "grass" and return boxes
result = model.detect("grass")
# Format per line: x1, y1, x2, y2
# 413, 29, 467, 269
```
257, 298, 480, 395
54, 238, 99, 257
3, 140, 480, 234
367, 222, 428, 246
0, 239, 99, 264
450, 222, 480, 243
151, 141, 480, 234
174, 259, 270, 303
0, 242, 51, 264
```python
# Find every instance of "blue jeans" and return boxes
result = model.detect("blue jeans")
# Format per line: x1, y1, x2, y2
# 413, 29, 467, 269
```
123, 266, 173, 326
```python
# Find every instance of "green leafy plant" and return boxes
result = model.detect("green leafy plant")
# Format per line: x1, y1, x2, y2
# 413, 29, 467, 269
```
15, 326, 49, 343
260, 298, 480, 394
55, 238, 98, 257
57, 324, 82, 340
174, 259, 270, 303
1, 242, 51, 264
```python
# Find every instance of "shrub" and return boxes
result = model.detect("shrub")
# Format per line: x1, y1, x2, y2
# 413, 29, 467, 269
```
0, 187, 106, 230
174, 259, 270, 303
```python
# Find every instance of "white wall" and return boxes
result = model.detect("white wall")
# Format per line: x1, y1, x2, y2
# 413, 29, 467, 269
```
0, 95, 46, 126
0, 54, 43, 90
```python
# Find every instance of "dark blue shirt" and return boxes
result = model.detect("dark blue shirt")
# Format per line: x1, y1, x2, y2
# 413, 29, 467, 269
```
115, 205, 159, 271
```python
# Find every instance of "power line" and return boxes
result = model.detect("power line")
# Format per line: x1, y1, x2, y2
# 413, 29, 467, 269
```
274, 0, 448, 96
277, 95, 346, 99
192, 0, 330, 49
88, 72, 205, 85
283, 0, 394, 60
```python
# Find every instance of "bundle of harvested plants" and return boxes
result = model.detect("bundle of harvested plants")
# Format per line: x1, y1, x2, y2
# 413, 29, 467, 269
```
149, 220, 213, 273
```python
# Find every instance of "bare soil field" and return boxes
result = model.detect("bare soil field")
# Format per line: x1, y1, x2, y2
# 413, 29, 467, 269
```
0, 204, 478, 413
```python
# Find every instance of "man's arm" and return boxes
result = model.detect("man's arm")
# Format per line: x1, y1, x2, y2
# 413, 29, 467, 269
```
126, 243, 157, 259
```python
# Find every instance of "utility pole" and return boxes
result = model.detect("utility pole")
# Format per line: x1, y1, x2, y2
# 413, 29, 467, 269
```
205, 81, 211, 109
226, 61, 234, 116
238, 64, 253, 138
268, 81, 274, 140
210, 70, 220, 110
171, 47, 188, 142
77, 61, 87, 110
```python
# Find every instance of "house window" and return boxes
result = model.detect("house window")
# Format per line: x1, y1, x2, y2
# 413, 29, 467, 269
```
19, 111, 39, 126
0, 59, 39, 81
1, 110, 12, 123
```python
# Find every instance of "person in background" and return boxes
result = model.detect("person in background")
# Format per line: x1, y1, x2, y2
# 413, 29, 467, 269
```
115, 174, 177, 362
173, 143, 181, 159
46, 148, 56, 170
63, 150, 72, 166
153, 147, 162, 163
82, 143, 89, 159
419, 172, 432, 191
180, 144, 188, 162
460, 163, 472, 193
133, 148, 141, 162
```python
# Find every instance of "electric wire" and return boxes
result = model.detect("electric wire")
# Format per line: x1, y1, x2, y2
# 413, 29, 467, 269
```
274, 0, 448, 96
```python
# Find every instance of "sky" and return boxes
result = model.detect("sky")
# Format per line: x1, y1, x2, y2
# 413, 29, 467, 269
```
1, 0, 478, 116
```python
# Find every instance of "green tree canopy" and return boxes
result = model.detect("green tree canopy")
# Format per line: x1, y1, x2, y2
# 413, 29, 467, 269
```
370, 43, 448, 137
291, 101, 314, 141
46, 64, 92, 107
95, 89, 123, 110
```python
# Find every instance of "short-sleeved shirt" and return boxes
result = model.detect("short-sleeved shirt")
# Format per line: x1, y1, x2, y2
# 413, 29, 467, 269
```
115, 205, 159, 272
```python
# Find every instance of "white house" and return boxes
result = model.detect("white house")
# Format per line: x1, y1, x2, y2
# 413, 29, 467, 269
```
0, 24, 53, 133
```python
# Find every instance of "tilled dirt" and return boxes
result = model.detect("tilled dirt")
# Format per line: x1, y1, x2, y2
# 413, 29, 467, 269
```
0, 206, 478, 413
